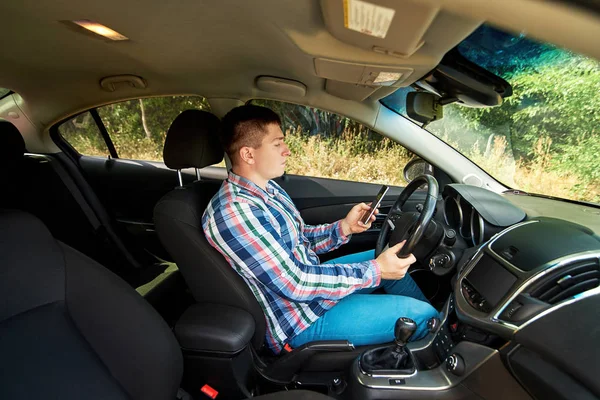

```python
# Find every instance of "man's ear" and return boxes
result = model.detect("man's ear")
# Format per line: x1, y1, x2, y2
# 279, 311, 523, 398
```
239, 146, 255, 165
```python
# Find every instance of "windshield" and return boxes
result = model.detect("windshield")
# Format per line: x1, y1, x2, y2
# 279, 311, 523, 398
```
381, 25, 600, 205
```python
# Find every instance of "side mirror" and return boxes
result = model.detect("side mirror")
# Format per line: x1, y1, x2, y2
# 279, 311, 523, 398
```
403, 158, 434, 183
406, 92, 443, 125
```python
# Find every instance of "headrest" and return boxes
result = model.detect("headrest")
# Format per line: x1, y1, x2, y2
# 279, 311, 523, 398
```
163, 110, 222, 170
0, 119, 26, 168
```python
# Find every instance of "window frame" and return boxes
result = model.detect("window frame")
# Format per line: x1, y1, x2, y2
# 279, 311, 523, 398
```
53, 95, 211, 161
51, 109, 115, 161
90, 108, 118, 158
247, 98, 421, 187
0, 88, 12, 100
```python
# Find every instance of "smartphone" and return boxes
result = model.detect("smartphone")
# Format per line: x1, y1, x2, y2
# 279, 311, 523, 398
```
361, 185, 389, 224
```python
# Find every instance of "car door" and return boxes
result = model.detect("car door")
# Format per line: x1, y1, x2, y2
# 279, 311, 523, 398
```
52, 96, 435, 266
52, 96, 217, 263
250, 99, 435, 260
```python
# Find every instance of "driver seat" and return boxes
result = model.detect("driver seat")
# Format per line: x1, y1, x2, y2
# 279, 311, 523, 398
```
153, 110, 367, 383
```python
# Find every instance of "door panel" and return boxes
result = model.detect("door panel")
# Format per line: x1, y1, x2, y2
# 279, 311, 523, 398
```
509, 294, 600, 399
77, 156, 225, 260
274, 173, 427, 261
78, 156, 425, 262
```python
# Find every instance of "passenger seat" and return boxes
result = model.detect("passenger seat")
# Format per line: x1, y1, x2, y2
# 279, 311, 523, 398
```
0, 209, 333, 400
0, 119, 149, 284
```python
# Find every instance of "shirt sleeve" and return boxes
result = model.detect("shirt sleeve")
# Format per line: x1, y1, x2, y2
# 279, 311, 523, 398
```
302, 220, 350, 254
204, 202, 381, 302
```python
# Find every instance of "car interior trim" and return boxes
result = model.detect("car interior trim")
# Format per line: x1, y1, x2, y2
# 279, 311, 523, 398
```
470, 211, 485, 247
354, 341, 497, 391
509, 253, 600, 332
455, 220, 600, 339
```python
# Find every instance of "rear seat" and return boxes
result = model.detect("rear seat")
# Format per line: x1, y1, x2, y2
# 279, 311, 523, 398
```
0, 118, 151, 285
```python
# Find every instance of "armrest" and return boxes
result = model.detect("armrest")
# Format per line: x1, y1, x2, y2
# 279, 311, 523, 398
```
174, 303, 255, 354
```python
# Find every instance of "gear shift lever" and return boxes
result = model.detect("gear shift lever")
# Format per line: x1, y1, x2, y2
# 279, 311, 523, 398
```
360, 317, 418, 373
394, 317, 417, 349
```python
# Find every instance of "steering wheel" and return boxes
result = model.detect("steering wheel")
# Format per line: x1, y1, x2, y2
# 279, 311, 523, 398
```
375, 175, 439, 258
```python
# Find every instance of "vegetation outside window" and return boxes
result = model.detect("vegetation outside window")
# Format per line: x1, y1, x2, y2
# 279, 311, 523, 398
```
58, 95, 213, 162
381, 25, 600, 204
249, 99, 414, 186
97, 96, 211, 161
58, 111, 110, 157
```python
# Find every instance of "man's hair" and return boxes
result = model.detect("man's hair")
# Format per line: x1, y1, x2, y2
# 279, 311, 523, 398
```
221, 105, 282, 164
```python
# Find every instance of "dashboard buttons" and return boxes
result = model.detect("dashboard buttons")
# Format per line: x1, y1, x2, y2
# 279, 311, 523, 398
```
461, 280, 491, 313
446, 353, 465, 376
388, 378, 406, 386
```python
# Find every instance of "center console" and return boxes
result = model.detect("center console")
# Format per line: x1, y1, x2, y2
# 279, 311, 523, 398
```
345, 217, 600, 399
346, 296, 501, 399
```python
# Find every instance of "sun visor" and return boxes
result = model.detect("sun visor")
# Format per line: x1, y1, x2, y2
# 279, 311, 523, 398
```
320, 0, 438, 58
325, 80, 378, 101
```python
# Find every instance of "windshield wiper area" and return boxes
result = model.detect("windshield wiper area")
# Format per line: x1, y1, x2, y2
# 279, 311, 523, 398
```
503, 189, 529, 196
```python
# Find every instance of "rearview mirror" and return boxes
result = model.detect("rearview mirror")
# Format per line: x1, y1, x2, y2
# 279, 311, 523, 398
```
406, 92, 443, 125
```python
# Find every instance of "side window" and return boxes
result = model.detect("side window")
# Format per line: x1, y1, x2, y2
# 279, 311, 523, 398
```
96, 96, 210, 161
249, 99, 414, 186
58, 111, 110, 157
58, 96, 215, 163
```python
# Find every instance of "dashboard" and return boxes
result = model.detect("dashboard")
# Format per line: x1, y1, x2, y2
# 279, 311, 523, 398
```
434, 183, 600, 399
439, 184, 600, 336
442, 184, 526, 247
454, 217, 600, 337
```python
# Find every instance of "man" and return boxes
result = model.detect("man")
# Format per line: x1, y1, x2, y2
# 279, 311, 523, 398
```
202, 105, 438, 354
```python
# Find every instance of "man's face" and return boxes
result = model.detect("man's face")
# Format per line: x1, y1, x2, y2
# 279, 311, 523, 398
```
252, 123, 291, 180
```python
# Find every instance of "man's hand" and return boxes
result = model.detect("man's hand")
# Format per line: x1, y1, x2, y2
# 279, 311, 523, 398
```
375, 241, 416, 280
340, 202, 377, 236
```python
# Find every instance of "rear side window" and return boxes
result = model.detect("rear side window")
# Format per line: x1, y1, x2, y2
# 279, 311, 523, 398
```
58, 95, 211, 161
59, 111, 110, 157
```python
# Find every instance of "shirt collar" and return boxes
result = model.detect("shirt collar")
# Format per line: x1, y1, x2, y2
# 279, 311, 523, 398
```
227, 171, 277, 201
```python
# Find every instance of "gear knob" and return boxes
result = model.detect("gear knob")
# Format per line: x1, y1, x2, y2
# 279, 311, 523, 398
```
394, 317, 417, 346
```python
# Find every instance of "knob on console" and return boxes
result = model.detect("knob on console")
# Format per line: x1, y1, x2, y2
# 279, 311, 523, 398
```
446, 353, 465, 376
426, 317, 440, 333
444, 229, 457, 246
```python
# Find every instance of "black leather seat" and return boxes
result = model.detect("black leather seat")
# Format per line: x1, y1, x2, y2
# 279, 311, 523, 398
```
0, 209, 334, 400
0, 209, 183, 399
153, 110, 234, 304
154, 110, 367, 383
0, 119, 149, 284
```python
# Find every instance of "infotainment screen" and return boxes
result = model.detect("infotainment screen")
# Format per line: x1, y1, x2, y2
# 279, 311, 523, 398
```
465, 254, 518, 308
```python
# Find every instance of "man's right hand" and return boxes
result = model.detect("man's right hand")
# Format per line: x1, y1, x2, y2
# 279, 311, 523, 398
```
375, 240, 416, 280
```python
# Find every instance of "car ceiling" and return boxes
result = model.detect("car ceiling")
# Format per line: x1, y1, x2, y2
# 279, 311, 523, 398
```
0, 0, 599, 138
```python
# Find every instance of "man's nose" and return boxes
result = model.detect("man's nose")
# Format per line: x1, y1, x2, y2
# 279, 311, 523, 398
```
283, 144, 291, 156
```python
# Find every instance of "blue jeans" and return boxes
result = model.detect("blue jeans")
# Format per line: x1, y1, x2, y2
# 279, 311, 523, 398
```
289, 250, 439, 348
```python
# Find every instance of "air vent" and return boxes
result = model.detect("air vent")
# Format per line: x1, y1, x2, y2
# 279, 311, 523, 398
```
529, 259, 600, 304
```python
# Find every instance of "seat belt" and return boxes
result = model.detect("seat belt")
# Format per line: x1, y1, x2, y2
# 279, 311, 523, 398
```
26, 154, 102, 230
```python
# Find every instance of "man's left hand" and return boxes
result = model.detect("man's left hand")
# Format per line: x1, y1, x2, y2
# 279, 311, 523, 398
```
341, 203, 378, 236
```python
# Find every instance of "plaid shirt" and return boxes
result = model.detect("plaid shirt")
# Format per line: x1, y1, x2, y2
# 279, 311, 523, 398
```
202, 172, 381, 353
